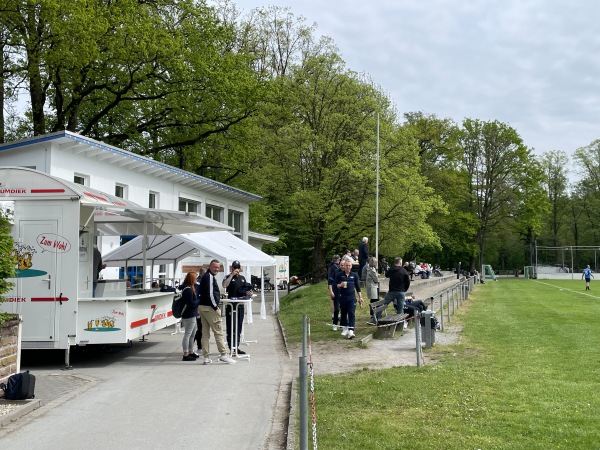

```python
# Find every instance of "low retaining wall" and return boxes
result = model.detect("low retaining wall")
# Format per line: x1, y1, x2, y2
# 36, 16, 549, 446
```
0, 316, 21, 385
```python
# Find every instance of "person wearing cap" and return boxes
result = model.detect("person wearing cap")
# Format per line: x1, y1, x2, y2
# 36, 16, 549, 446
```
222, 260, 253, 356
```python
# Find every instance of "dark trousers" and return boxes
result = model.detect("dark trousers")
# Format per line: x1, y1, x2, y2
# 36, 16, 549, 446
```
339, 297, 356, 330
194, 317, 202, 350
225, 304, 245, 350
332, 295, 340, 325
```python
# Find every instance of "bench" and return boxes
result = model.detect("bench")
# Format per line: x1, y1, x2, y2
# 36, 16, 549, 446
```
373, 313, 409, 339
370, 299, 408, 339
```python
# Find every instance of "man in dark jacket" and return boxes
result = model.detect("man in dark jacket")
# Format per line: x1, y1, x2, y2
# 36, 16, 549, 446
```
222, 260, 253, 356
198, 259, 236, 365
358, 237, 369, 276
384, 257, 411, 314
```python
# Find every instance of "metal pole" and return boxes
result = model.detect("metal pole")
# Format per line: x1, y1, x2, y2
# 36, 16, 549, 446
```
571, 247, 574, 280
299, 315, 308, 450
375, 112, 380, 264
415, 312, 422, 367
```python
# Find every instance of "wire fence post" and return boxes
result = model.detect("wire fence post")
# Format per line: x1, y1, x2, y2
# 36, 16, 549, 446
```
415, 311, 423, 367
300, 315, 308, 450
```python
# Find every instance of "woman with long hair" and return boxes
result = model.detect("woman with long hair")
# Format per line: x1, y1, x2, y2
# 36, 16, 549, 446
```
180, 271, 200, 361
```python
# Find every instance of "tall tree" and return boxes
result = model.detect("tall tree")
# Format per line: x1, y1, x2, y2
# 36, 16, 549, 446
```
0, 0, 263, 179
459, 119, 545, 268
539, 150, 569, 247
253, 52, 441, 274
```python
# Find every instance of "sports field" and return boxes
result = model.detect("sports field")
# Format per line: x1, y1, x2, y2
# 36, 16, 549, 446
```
305, 278, 600, 449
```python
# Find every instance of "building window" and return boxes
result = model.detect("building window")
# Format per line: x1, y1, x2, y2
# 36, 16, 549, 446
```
149, 191, 158, 209
228, 210, 242, 238
206, 204, 223, 223
73, 174, 88, 186
179, 198, 200, 213
115, 184, 127, 199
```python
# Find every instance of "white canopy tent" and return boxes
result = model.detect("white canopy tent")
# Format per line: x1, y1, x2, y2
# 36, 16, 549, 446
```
102, 231, 279, 318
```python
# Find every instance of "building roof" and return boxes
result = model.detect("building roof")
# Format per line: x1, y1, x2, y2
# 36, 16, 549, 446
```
0, 131, 261, 203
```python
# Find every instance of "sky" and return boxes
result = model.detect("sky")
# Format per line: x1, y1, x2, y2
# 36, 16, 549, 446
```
235, 0, 600, 166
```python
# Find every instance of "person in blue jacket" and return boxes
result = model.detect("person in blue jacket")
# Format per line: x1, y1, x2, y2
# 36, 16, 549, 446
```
582, 265, 594, 291
180, 271, 200, 361
335, 256, 364, 339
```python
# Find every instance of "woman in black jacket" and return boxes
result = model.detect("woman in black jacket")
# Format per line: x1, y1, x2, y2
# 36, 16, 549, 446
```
180, 272, 200, 361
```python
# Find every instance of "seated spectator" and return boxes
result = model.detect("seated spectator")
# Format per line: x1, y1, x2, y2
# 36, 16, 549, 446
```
403, 296, 427, 321
151, 281, 159, 289
414, 264, 422, 278
351, 249, 360, 273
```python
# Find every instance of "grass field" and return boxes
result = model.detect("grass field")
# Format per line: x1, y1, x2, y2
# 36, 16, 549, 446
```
279, 278, 600, 449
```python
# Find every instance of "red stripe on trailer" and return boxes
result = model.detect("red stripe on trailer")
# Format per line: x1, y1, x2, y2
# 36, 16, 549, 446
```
130, 318, 148, 329
31, 297, 70, 302
31, 189, 66, 193
84, 192, 109, 202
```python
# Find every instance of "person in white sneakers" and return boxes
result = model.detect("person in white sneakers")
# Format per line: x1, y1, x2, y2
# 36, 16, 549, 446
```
198, 259, 236, 364
335, 256, 364, 339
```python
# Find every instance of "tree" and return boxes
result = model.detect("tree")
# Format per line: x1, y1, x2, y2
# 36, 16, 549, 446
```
403, 112, 476, 268
459, 119, 545, 268
0, 0, 264, 181
539, 150, 570, 247
251, 51, 441, 274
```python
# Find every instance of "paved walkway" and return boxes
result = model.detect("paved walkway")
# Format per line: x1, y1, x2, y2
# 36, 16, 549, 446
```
0, 305, 290, 450
0, 275, 466, 449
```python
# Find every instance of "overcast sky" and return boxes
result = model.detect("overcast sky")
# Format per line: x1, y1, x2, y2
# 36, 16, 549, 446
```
236, 0, 600, 165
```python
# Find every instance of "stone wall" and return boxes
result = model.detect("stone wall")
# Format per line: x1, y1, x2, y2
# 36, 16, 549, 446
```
0, 317, 20, 384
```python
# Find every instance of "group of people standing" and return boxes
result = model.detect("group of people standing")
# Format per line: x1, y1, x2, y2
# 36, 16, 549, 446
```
328, 237, 415, 337
327, 237, 371, 339
179, 259, 253, 364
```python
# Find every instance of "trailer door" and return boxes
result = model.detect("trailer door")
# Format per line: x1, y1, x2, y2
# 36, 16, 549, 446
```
18, 220, 59, 342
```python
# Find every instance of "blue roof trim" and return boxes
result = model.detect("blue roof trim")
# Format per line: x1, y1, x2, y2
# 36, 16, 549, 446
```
0, 131, 262, 201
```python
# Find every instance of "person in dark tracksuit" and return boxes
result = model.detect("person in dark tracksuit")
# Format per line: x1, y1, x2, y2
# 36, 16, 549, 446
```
328, 255, 341, 331
335, 256, 364, 339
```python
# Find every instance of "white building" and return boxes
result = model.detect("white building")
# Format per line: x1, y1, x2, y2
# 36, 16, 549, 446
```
0, 131, 274, 284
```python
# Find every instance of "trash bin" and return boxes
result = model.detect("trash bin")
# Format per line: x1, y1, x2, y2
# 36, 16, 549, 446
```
420, 310, 436, 348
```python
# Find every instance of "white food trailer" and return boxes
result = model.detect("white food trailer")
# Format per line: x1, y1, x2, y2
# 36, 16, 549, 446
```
0, 167, 229, 366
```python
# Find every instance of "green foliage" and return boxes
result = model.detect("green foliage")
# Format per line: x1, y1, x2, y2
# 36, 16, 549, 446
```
459, 119, 546, 267
311, 279, 600, 449
0, 214, 15, 324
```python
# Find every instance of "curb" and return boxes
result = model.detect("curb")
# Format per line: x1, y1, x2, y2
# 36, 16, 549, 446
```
0, 399, 42, 427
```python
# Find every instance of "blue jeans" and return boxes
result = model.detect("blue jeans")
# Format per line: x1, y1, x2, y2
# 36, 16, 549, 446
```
384, 290, 406, 315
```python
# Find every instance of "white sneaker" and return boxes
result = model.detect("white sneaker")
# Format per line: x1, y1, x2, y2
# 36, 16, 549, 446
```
219, 355, 237, 364
203, 358, 212, 365
341, 327, 348, 336
347, 329, 355, 339
332, 325, 338, 331
404, 320, 409, 329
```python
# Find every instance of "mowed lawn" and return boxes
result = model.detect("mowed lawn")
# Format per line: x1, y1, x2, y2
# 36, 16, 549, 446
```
299, 279, 600, 449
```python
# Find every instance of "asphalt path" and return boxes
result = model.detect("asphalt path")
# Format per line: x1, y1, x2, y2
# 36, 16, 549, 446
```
0, 311, 289, 450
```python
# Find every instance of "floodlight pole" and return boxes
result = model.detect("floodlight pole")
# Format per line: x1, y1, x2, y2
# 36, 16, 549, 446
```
375, 112, 380, 264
